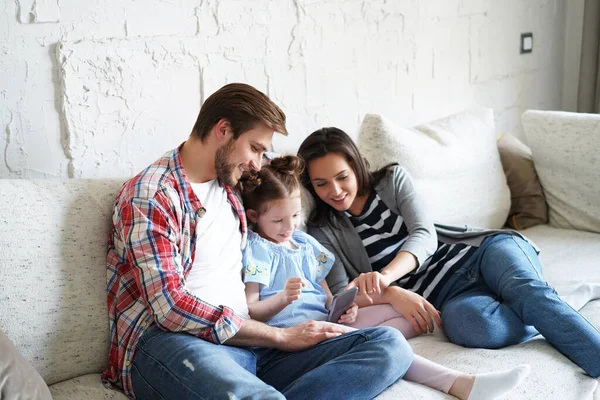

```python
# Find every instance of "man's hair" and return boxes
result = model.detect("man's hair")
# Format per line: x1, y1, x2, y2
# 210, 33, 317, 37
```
191, 83, 288, 141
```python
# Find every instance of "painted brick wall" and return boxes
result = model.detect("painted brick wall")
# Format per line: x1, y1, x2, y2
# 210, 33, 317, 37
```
0, 0, 565, 178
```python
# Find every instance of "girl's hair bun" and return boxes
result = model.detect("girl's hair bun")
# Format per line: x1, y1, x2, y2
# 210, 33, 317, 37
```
238, 169, 262, 194
269, 155, 304, 176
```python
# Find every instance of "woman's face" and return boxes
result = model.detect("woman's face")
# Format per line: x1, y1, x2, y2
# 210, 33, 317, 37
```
307, 153, 359, 212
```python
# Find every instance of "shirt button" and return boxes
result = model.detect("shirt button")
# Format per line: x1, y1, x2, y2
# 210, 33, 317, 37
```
126, 360, 131, 366
141, 322, 147, 327
198, 208, 206, 217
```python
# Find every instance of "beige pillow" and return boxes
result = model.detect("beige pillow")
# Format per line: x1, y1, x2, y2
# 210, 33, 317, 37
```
0, 329, 52, 400
358, 109, 511, 229
522, 110, 600, 233
497, 132, 548, 230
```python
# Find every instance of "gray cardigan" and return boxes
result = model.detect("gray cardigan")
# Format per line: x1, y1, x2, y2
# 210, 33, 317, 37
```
308, 166, 528, 295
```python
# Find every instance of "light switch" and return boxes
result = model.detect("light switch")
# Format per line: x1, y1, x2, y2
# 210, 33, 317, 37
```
520, 33, 533, 54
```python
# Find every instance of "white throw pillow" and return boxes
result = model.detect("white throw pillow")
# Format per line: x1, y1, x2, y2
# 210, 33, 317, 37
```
522, 110, 600, 233
358, 108, 510, 229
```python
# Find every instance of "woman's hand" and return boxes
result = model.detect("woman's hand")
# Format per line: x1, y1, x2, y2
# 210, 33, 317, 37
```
385, 287, 442, 335
347, 272, 391, 303
337, 303, 358, 325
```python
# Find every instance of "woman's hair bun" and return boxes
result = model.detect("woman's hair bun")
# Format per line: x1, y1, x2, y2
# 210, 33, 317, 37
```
269, 155, 304, 176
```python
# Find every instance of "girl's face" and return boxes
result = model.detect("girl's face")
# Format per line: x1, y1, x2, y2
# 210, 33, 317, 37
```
249, 192, 302, 244
307, 153, 359, 212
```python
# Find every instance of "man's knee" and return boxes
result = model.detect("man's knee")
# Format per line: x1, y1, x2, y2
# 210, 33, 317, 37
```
363, 326, 413, 378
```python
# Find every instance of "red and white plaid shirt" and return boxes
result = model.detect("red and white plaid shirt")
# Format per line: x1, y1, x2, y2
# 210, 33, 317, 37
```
101, 144, 248, 397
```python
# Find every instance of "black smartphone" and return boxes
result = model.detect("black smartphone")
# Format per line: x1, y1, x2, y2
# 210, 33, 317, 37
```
326, 287, 358, 323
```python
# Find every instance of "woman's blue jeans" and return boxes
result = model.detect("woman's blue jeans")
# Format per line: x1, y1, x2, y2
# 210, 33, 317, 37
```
435, 233, 600, 378
130, 325, 413, 399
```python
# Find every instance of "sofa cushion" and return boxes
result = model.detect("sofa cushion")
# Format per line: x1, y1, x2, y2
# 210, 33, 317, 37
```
49, 374, 128, 400
497, 132, 548, 230
0, 179, 124, 385
358, 108, 511, 229
378, 224, 600, 400
522, 110, 600, 233
0, 329, 52, 400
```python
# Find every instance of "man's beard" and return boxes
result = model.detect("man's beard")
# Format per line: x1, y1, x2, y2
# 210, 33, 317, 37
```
214, 138, 237, 187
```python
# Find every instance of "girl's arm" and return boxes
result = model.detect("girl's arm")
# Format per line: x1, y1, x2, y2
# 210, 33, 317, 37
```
320, 280, 333, 309
245, 279, 304, 322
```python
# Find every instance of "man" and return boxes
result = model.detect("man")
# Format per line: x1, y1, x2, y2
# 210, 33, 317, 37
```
102, 83, 413, 399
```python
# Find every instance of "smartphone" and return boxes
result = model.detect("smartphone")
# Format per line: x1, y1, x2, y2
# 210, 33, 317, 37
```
326, 287, 358, 323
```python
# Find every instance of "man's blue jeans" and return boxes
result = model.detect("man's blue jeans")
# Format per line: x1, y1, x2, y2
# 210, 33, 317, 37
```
130, 325, 413, 399
435, 234, 600, 378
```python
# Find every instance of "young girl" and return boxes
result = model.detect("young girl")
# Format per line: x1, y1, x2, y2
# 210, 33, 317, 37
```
239, 155, 530, 400
296, 127, 600, 381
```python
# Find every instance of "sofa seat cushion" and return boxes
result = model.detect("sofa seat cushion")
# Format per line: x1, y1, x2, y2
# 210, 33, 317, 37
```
521, 224, 600, 291
49, 374, 128, 400
377, 224, 600, 399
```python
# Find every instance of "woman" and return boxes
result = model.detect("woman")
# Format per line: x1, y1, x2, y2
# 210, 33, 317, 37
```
297, 126, 600, 379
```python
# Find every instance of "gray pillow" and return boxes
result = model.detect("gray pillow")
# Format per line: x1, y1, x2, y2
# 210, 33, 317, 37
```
0, 329, 52, 400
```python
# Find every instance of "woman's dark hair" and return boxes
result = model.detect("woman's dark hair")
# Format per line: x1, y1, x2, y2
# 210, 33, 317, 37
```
238, 155, 304, 214
297, 127, 396, 227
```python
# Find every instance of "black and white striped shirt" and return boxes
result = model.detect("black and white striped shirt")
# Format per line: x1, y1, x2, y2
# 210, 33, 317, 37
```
346, 191, 478, 303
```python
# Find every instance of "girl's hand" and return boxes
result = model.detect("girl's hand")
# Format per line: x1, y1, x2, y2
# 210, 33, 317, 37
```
337, 303, 358, 325
347, 272, 391, 303
387, 287, 442, 335
281, 277, 305, 305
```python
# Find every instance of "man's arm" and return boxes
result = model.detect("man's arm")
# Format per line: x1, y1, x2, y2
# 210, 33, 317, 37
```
225, 318, 354, 351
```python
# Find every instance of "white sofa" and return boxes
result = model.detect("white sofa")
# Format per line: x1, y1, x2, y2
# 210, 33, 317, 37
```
0, 109, 599, 399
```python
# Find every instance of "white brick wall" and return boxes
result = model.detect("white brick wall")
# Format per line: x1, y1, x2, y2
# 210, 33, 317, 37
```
0, 0, 566, 179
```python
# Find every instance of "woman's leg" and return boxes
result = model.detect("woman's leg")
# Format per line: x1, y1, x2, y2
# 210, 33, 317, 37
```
476, 234, 600, 378
349, 305, 530, 399
441, 285, 538, 348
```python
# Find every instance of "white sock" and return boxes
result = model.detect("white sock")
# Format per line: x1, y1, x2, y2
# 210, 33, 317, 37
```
467, 364, 531, 400
560, 283, 600, 311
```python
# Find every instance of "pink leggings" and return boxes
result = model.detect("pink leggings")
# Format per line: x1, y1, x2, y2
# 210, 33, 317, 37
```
348, 304, 459, 393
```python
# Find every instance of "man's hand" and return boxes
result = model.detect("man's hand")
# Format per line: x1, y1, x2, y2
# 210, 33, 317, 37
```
347, 272, 391, 303
277, 320, 355, 352
337, 303, 358, 325
279, 277, 305, 305
386, 287, 442, 335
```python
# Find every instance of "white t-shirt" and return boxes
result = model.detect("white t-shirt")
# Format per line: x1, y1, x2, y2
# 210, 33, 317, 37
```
185, 179, 249, 318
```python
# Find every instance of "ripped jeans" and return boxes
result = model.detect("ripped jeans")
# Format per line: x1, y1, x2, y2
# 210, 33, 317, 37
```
435, 233, 600, 378
130, 324, 412, 400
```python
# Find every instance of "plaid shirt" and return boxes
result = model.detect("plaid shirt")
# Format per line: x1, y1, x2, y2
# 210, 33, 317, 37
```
101, 145, 247, 397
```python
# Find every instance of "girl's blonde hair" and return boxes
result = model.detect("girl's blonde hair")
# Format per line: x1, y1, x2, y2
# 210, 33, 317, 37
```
238, 155, 304, 213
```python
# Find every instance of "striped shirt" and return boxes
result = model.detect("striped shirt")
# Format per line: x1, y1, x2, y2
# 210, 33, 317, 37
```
347, 191, 478, 303
102, 145, 247, 397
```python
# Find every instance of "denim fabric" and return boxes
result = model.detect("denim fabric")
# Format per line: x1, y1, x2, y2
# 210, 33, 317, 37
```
435, 233, 600, 378
131, 325, 413, 399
